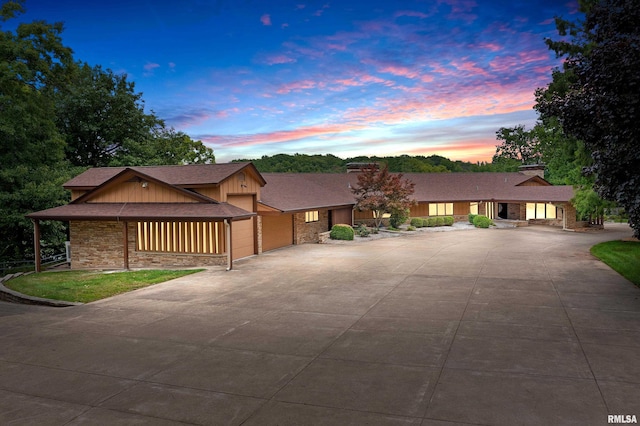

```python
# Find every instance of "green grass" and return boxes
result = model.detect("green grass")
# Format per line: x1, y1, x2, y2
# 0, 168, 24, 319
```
4, 269, 204, 303
591, 240, 640, 286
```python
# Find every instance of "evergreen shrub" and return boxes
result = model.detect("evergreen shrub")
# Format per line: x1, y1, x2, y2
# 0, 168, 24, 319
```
473, 215, 493, 228
330, 224, 354, 240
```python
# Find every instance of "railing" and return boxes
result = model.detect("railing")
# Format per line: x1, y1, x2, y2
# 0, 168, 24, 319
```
0, 251, 68, 276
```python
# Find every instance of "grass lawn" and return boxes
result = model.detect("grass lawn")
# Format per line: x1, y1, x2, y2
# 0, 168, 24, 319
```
591, 240, 640, 286
4, 269, 204, 303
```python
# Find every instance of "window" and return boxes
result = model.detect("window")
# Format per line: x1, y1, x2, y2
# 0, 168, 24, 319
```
526, 203, 557, 220
305, 210, 319, 222
428, 203, 453, 216
469, 202, 479, 215
136, 221, 224, 254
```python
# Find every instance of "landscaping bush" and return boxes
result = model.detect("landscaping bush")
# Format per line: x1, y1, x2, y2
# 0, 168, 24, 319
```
422, 218, 429, 227
410, 218, 424, 228
407, 226, 416, 231
355, 224, 370, 237
330, 224, 354, 240
468, 213, 477, 224
389, 209, 410, 229
427, 217, 437, 227
473, 215, 493, 228
444, 216, 454, 226
436, 217, 445, 226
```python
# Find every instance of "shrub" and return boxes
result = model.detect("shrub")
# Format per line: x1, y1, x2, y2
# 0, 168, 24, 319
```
427, 217, 437, 227
407, 226, 416, 231
330, 224, 354, 240
410, 218, 423, 228
473, 215, 493, 228
468, 213, 477, 224
422, 218, 429, 227
389, 209, 410, 228
355, 224, 370, 237
444, 216, 454, 226
436, 217, 445, 226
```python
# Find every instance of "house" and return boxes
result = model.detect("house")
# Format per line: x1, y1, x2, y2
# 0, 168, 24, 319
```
27, 162, 575, 271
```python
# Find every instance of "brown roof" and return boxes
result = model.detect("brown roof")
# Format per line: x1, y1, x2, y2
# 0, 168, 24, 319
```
27, 203, 255, 221
64, 162, 265, 188
260, 172, 574, 211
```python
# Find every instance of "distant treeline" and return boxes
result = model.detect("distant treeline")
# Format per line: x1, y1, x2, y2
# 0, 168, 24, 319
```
232, 153, 514, 173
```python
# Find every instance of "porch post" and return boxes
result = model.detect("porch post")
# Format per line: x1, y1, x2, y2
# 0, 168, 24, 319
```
123, 221, 129, 270
32, 219, 41, 273
225, 219, 232, 271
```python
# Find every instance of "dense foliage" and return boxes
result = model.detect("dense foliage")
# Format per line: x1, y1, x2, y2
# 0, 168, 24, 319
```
234, 153, 498, 173
1, 1, 215, 261
536, 0, 640, 236
329, 224, 354, 241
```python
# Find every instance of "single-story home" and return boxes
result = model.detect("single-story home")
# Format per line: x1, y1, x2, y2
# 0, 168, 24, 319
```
27, 162, 575, 271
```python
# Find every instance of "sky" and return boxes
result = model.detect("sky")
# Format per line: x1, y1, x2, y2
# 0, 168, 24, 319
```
11, 0, 579, 163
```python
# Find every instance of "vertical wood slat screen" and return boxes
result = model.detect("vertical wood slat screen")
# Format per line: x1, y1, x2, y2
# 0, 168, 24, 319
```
136, 221, 225, 254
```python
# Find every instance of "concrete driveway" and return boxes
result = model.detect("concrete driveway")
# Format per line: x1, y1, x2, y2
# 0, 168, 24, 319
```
1, 224, 638, 425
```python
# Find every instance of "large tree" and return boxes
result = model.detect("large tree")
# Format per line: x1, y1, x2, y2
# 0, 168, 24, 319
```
351, 165, 416, 229
537, 0, 640, 237
0, 0, 76, 261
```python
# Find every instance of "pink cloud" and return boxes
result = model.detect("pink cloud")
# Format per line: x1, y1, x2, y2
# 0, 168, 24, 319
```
260, 14, 272, 26
394, 10, 429, 19
276, 79, 317, 94
144, 62, 160, 72
264, 54, 297, 65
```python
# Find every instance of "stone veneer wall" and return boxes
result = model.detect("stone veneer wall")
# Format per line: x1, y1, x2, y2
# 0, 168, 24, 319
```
70, 221, 124, 269
293, 210, 329, 244
70, 220, 227, 270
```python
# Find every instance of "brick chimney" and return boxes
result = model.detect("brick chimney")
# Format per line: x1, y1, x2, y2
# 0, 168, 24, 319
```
518, 164, 545, 179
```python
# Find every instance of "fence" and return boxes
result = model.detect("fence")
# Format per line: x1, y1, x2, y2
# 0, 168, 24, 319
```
1, 250, 68, 276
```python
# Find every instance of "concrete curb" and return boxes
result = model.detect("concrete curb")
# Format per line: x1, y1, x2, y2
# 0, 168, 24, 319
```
0, 273, 82, 307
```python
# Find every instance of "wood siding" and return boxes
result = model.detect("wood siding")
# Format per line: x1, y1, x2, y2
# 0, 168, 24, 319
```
330, 207, 353, 226
87, 182, 198, 203
410, 203, 429, 217
197, 173, 262, 202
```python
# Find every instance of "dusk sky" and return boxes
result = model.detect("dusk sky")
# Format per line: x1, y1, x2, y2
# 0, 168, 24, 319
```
13, 0, 578, 163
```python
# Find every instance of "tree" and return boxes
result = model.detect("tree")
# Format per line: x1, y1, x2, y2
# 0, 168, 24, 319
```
351, 165, 416, 228
536, 0, 640, 237
1, 0, 76, 261
493, 125, 542, 165
55, 63, 159, 167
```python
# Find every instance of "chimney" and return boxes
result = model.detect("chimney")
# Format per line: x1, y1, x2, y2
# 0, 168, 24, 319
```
518, 164, 545, 179
346, 162, 380, 173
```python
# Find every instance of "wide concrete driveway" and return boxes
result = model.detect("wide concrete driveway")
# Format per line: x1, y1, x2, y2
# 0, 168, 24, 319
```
1, 224, 638, 425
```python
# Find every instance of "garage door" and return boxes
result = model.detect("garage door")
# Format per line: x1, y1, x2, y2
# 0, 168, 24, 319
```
227, 195, 255, 259
262, 214, 293, 252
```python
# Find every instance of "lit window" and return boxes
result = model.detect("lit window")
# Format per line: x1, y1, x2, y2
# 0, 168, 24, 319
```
470, 202, 479, 215
428, 203, 453, 216
526, 203, 557, 219
305, 211, 319, 222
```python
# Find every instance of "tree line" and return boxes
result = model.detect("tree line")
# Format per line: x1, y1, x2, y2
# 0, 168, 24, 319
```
233, 153, 502, 174
1, 1, 214, 261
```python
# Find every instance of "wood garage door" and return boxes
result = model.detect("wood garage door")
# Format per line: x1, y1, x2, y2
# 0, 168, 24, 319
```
262, 214, 293, 252
227, 195, 255, 259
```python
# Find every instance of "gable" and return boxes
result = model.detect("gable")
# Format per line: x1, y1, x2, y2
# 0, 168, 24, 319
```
74, 169, 213, 204
516, 176, 552, 186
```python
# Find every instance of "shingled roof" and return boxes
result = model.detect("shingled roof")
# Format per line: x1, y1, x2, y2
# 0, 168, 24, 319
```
259, 172, 574, 212
27, 202, 254, 221
64, 162, 265, 188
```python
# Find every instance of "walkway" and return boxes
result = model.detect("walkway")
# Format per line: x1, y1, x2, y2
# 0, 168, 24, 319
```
0, 224, 638, 425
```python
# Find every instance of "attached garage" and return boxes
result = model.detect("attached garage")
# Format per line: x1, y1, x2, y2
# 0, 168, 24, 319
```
227, 194, 256, 259
262, 213, 294, 252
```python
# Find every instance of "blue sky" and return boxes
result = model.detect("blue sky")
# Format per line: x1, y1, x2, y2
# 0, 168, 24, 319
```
11, 0, 578, 163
